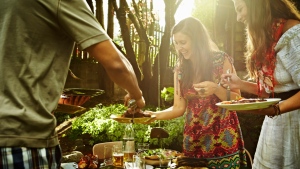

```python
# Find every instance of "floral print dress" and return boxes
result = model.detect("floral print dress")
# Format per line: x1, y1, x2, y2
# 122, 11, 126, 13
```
180, 52, 246, 168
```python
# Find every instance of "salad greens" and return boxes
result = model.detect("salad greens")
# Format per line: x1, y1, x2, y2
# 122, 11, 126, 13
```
141, 149, 176, 160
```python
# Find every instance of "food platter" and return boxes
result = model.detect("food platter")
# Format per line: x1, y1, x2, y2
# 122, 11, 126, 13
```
54, 104, 86, 114
110, 114, 156, 124
144, 158, 170, 166
62, 88, 104, 97
141, 149, 181, 166
216, 98, 281, 111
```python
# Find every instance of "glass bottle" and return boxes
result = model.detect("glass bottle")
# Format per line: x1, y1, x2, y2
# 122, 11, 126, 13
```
123, 123, 135, 162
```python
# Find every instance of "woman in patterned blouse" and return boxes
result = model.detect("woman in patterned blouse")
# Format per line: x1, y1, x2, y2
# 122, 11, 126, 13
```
221, 0, 300, 168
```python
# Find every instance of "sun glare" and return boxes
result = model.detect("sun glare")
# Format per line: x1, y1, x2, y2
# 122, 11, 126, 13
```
175, 1, 195, 22
101, 0, 194, 28
153, 0, 195, 26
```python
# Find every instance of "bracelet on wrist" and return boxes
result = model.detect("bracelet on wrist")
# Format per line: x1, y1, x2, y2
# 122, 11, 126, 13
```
268, 103, 281, 118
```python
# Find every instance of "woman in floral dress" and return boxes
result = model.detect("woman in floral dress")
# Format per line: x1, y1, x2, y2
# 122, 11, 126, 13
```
146, 17, 246, 169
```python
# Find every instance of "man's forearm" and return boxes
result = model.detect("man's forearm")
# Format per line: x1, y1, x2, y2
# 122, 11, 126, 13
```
105, 58, 142, 100
85, 40, 143, 100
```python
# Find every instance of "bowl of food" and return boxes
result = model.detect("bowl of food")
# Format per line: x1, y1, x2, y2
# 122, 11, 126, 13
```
140, 149, 181, 166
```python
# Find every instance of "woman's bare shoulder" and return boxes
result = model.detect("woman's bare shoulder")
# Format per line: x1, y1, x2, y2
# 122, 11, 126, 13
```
283, 19, 300, 33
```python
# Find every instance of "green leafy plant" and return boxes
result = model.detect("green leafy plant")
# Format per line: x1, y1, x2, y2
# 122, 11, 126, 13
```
160, 87, 174, 107
70, 104, 126, 144
54, 112, 71, 125
69, 103, 184, 151
161, 87, 174, 102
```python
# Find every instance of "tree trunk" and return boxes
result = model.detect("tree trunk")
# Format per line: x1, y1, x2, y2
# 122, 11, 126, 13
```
125, 0, 155, 103
112, 0, 142, 84
95, 0, 104, 26
93, 0, 183, 104
107, 0, 114, 38
147, 0, 182, 106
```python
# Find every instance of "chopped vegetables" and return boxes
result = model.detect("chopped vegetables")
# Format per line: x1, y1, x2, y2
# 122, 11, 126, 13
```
140, 149, 177, 160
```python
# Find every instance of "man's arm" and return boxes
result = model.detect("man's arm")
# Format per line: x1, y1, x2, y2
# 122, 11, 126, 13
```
85, 40, 144, 107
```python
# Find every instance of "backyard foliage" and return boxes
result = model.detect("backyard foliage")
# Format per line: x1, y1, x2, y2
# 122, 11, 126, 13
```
69, 103, 185, 151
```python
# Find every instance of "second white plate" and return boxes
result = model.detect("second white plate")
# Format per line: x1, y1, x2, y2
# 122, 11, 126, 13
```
216, 98, 281, 111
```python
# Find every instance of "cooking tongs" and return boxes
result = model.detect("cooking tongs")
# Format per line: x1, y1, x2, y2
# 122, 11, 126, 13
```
128, 99, 137, 123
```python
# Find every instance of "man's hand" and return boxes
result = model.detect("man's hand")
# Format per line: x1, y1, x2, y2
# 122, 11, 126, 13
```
124, 94, 145, 111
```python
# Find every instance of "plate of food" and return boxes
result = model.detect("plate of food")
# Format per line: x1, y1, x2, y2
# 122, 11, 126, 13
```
62, 88, 104, 97
216, 98, 281, 111
140, 149, 182, 166
111, 110, 156, 124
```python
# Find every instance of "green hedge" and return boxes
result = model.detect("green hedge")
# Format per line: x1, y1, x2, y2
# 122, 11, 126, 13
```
69, 103, 184, 151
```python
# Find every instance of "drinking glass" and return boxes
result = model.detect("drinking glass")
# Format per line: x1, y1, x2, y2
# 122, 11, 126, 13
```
137, 143, 149, 153
133, 155, 142, 169
112, 145, 124, 167
103, 145, 113, 166
137, 143, 143, 153
143, 143, 149, 151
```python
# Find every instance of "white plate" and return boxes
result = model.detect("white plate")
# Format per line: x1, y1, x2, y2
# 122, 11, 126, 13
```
216, 98, 281, 110
61, 162, 77, 169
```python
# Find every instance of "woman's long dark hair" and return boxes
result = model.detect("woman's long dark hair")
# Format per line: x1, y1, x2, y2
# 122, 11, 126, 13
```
244, 0, 300, 79
172, 17, 218, 89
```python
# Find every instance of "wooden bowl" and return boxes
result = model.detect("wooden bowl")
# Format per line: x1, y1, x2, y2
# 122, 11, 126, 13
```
143, 158, 170, 166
